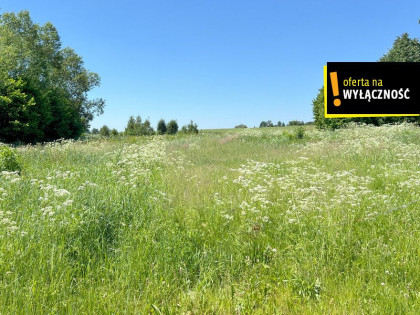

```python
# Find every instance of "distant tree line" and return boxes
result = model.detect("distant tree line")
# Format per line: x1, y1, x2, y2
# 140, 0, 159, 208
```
257, 120, 312, 128
234, 121, 314, 128
93, 117, 199, 137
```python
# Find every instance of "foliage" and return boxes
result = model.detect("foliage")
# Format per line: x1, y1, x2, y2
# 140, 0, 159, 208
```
294, 126, 305, 139
379, 33, 420, 62
0, 11, 105, 143
124, 116, 139, 135
288, 120, 305, 126
99, 125, 110, 137
166, 120, 179, 135
91, 128, 99, 135
235, 124, 248, 128
0, 145, 21, 172
277, 121, 286, 127
0, 78, 36, 143
142, 119, 155, 135
124, 116, 154, 136
181, 120, 199, 134
110, 128, 119, 136
157, 119, 167, 135
313, 87, 346, 129
259, 120, 274, 128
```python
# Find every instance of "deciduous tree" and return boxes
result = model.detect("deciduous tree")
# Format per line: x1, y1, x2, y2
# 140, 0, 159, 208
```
0, 10, 105, 143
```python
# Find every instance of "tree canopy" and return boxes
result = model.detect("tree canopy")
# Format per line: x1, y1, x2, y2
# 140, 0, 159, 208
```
379, 33, 420, 62
157, 119, 167, 135
166, 120, 178, 135
124, 116, 155, 136
0, 11, 105, 143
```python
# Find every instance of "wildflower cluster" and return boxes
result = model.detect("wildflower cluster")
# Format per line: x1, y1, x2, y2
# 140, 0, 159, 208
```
0, 171, 24, 236
109, 137, 168, 187
221, 124, 420, 230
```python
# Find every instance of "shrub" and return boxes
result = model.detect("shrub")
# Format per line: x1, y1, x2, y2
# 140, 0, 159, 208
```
99, 125, 110, 137
0, 145, 22, 172
235, 124, 248, 128
157, 119, 167, 135
181, 121, 199, 134
167, 120, 179, 135
295, 126, 305, 139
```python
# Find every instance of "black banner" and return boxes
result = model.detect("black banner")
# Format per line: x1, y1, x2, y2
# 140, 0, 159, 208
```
324, 62, 420, 117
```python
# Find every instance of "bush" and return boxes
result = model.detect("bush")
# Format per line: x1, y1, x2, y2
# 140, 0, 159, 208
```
0, 145, 22, 172
235, 124, 247, 128
99, 125, 110, 137
295, 126, 305, 139
157, 119, 167, 135
167, 120, 179, 135
181, 121, 199, 134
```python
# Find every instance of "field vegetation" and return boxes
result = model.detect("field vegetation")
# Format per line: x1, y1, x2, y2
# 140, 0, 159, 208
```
1, 123, 420, 313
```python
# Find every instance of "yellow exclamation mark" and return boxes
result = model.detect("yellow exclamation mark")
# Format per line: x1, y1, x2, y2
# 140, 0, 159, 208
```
330, 72, 341, 107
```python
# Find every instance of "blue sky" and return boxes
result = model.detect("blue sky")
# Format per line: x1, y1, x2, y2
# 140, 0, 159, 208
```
2, 0, 420, 130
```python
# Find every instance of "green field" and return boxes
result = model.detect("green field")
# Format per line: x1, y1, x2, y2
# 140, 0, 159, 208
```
1, 123, 420, 314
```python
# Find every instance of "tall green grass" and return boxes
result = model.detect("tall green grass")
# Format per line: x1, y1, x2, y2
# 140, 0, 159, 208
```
0, 123, 419, 313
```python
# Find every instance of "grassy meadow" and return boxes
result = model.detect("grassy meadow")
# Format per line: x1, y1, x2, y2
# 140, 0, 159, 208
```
1, 123, 420, 314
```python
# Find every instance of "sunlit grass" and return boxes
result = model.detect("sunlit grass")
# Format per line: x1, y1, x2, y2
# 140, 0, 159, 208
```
1, 123, 419, 313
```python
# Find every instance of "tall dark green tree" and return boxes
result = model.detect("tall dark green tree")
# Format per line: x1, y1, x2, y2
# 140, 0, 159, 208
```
379, 33, 420, 62
166, 120, 178, 135
0, 11, 105, 143
157, 119, 167, 135
125, 116, 138, 135
142, 119, 154, 135
0, 78, 37, 143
